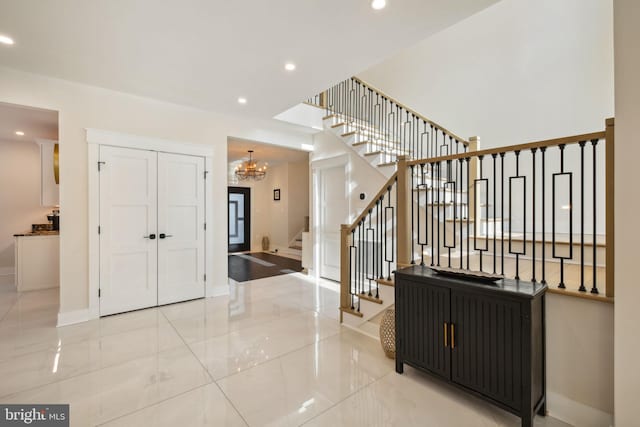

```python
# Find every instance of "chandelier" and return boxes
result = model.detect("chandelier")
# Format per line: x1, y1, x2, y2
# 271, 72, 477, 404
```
235, 150, 267, 181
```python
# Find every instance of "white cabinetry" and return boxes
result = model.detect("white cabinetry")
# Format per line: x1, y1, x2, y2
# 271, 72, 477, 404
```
15, 235, 60, 291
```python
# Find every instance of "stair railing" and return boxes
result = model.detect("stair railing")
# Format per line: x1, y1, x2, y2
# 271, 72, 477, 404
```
340, 118, 615, 320
311, 77, 470, 162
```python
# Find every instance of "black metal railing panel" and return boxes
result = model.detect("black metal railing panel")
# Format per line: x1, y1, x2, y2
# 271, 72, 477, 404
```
407, 134, 607, 295
348, 177, 398, 311
312, 77, 468, 164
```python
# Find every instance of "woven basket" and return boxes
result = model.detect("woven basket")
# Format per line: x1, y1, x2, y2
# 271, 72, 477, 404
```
379, 308, 396, 359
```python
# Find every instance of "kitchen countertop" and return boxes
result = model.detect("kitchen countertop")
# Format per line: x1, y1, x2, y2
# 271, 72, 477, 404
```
14, 231, 60, 237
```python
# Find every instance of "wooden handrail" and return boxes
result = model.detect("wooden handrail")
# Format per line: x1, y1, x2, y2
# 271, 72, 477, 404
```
406, 130, 607, 166
352, 76, 470, 146
347, 171, 397, 232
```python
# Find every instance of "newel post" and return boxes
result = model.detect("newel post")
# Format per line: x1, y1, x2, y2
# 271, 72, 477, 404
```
396, 155, 412, 266
605, 118, 615, 298
340, 224, 351, 321
468, 136, 480, 220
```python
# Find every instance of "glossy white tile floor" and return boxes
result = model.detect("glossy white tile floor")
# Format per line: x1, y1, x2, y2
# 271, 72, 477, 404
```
0, 275, 571, 426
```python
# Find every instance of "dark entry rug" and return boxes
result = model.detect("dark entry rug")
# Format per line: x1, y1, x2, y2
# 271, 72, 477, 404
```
228, 252, 303, 282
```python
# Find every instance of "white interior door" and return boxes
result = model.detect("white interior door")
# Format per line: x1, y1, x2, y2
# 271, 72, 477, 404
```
99, 146, 158, 316
157, 153, 205, 305
319, 165, 348, 281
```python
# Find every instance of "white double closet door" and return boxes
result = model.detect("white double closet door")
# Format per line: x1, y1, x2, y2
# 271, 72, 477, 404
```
99, 146, 205, 316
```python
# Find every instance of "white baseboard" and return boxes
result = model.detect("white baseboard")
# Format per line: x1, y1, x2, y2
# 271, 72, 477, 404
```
57, 308, 90, 327
207, 284, 230, 298
0, 273, 14, 286
547, 391, 613, 427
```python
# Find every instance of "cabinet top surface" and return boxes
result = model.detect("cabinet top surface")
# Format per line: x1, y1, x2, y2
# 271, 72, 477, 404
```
396, 265, 547, 299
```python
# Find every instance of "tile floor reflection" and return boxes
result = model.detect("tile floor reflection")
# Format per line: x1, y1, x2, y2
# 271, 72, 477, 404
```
0, 276, 570, 426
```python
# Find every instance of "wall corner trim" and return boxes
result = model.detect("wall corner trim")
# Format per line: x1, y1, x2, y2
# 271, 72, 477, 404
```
57, 308, 91, 327
547, 391, 613, 427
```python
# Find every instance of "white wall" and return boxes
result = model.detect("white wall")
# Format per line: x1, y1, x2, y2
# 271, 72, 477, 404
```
287, 159, 310, 241
360, 0, 614, 149
613, 1, 640, 425
0, 140, 52, 270
546, 295, 614, 426
359, 0, 614, 235
0, 66, 311, 318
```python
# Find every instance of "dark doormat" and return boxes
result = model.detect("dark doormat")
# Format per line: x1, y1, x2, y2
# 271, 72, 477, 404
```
228, 252, 303, 282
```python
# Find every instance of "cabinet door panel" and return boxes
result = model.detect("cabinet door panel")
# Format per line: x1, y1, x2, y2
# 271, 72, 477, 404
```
450, 291, 522, 410
398, 279, 450, 379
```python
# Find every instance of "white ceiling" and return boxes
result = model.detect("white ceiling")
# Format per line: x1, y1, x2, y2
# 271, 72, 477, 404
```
228, 138, 308, 166
0, 102, 58, 143
0, 0, 497, 119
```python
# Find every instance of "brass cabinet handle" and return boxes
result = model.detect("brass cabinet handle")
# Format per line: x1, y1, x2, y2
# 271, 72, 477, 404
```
451, 323, 455, 349
444, 322, 448, 347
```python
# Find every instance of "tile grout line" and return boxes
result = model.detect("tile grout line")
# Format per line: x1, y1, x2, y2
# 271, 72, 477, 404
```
212, 381, 251, 427
93, 382, 215, 426
159, 308, 215, 384
298, 372, 392, 426
160, 305, 251, 427
0, 292, 21, 324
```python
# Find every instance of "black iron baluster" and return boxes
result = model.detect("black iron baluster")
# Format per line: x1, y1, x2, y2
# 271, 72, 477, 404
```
459, 158, 464, 269
430, 162, 435, 266
386, 185, 393, 280
541, 147, 547, 285
591, 139, 598, 294
410, 165, 415, 264
436, 161, 441, 267
368, 211, 373, 297
556, 145, 566, 289
446, 159, 453, 268
492, 153, 497, 274
531, 148, 537, 282
466, 157, 470, 270
420, 163, 427, 265
500, 153, 505, 276
579, 141, 587, 292
350, 229, 355, 310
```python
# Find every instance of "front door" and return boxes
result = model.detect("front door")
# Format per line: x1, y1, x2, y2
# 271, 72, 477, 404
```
228, 187, 250, 252
99, 146, 158, 316
157, 152, 206, 305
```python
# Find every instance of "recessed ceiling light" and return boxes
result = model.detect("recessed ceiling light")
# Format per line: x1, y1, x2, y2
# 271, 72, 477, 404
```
0, 35, 14, 45
285, 63, 296, 71
371, 0, 386, 10
238, 97, 247, 104
15, 131, 24, 136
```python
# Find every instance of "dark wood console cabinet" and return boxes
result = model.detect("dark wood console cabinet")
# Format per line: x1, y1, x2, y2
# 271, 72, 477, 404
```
395, 266, 547, 427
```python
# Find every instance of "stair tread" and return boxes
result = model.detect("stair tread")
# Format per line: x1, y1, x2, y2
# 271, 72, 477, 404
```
376, 278, 394, 287
358, 293, 383, 304
340, 306, 364, 318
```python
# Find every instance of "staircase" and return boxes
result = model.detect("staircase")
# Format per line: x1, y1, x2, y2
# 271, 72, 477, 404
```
308, 78, 615, 336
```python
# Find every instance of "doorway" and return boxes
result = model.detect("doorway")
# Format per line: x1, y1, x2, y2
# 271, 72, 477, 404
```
318, 163, 348, 281
98, 145, 206, 316
228, 187, 251, 252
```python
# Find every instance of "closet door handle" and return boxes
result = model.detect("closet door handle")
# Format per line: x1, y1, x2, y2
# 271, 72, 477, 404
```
144, 234, 156, 240
159, 233, 173, 239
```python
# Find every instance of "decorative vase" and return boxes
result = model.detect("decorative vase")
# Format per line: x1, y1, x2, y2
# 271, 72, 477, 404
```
379, 307, 396, 359
261, 236, 270, 251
